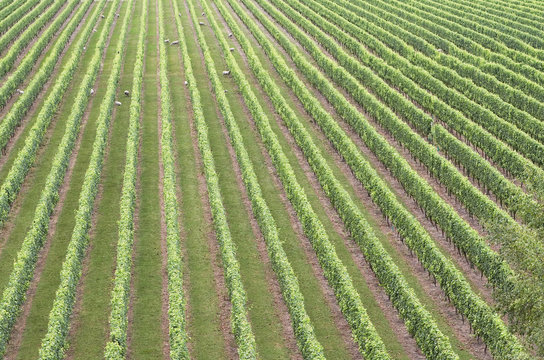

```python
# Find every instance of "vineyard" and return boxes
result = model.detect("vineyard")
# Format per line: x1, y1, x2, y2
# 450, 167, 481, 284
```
0, 0, 542, 358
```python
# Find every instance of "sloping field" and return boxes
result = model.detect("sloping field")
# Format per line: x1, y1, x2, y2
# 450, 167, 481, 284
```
0, 0, 542, 359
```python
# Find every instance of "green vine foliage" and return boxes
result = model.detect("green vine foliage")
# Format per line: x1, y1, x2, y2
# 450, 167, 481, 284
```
226, 0, 530, 357
105, 0, 147, 357
0, 1, 107, 356
38, 0, 132, 357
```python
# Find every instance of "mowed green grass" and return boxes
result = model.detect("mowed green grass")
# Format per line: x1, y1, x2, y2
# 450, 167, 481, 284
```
173, 0, 294, 358
222, 0, 480, 357
165, 0, 227, 357
0, 0, 505, 358
0, 1, 102, 287
10, 2, 123, 358
130, 0, 164, 356
200, 0, 421, 357
66, 0, 139, 358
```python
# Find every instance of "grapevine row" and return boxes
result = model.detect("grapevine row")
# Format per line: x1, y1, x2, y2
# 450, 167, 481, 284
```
307, 0, 544, 148
348, 0, 544, 109
468, 0, 544, 28
37, 0, 131, 357
453, 0, 544, 34
0, 0, 76, 109
0, 0, 108, 356
265, 0, 518, 288
0, 0, 21, 22
291, 0, 540, 218
403, 0, 544, 60
232, 0, 528, 357
0, 0, 55, 57
275, 0, 534, 229
278, 0, 544, 303
213, 0, 460, 357
491, 0, 544, 13
187, 0, 326, 357
173, 0, 256, 357
104, 0, 147, 357
431, 125, 540, 227
0, 0, 69, 78
0, 0, 40, 36
421, 0, 544, 46
207, 0, 396, 356
156, 0, 190, 357
313, 0, 544, 186
0, 0, 97, 228
467, 0, 544, 26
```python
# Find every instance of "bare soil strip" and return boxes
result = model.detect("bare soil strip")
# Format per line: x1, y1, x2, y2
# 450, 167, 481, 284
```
0, 0, 93, 173
65, 3, 134, 358
244, 3, 493, 356
4, 0, 69, 77
125, 0, 149, 356
0, 1, 97, 257
0, 0, 78, 112
2, 2, 119, 357
155, 0, 172, 354
208, 3, 361, 357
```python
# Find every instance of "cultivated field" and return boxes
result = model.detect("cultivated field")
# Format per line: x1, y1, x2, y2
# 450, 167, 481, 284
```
0, 0, 542, 359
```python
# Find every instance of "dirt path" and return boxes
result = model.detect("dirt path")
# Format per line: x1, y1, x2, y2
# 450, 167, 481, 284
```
2, 3, 118, 357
